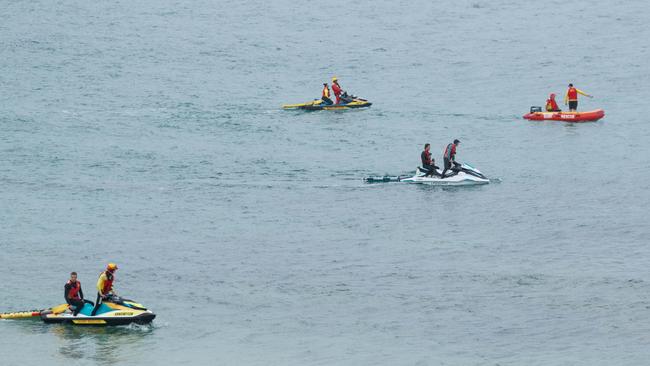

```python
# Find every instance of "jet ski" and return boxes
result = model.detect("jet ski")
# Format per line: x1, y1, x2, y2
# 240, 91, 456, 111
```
283, 92, 371, 111
523, 106, 605, 122
40, 295, 155, 326
365, 163, 489, 185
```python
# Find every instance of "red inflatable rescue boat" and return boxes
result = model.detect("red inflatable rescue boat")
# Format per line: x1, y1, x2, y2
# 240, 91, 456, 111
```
523, 107, 605, 122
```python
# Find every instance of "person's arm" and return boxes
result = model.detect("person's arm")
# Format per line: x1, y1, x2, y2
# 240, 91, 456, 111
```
79, 286, 84, 300
64, 283, 70, 301
564, 91, 569, 105
96, 274, 105, 296
576, 88, 592, 98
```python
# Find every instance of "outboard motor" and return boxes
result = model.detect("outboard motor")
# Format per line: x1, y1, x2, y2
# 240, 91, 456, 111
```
530, 106, 542, 113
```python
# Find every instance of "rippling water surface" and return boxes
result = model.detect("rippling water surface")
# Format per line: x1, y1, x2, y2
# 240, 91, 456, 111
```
2, 0, 650, 365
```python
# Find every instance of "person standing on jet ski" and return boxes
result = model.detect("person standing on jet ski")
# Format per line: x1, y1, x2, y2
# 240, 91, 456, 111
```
440, 139, 460, 178
91, 263, 118, 315
64, 272, 85, 316
321, 83, 333, 105
421, 143, 440, 177
331, 77, 343, 104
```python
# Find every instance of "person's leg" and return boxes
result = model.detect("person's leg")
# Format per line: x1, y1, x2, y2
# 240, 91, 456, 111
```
71, 299, 84, 316
569, 100, 577, 111
322, 97, 333, 105
440, 158, 451, 178
91, 293, 102, 316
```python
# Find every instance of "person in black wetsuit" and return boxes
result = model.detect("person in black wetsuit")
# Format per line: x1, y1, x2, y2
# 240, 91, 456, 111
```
440, 139, 460, 178
64, 272, 85, 316
421, 143, 440, 177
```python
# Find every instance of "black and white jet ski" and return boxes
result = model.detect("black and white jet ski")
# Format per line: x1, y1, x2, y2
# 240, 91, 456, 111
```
364, 163, 489, 185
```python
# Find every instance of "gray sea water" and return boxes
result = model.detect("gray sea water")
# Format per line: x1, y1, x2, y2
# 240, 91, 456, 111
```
2, 0, 650, 365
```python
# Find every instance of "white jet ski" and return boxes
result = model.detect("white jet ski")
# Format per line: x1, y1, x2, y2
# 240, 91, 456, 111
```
365, 163, 489, 185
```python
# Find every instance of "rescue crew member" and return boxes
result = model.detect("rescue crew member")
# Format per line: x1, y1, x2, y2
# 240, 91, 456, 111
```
64, 272, 85, 316
322, 83, 333, 105
440, 139, 460, 178
564, 83, 593, 112
331, 77, 343, 104
91, 263, 118, 315
421, 143, 440, 177
545, 93, 561, 112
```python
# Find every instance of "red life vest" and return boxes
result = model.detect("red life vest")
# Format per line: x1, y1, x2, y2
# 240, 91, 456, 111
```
422, 150, 432, 165
546, 98, 558, 111
67, 280, 81, 300
567, 87, 578, 100
102, 271, 114, 294
444, 143, 456, 159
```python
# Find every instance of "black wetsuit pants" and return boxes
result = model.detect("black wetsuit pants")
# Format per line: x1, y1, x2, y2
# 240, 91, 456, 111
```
422, 164, 440, 177
322, 97, 333, 105
67, 298, 85, 316
91, 293, 105, 316
441, 158, 460, 178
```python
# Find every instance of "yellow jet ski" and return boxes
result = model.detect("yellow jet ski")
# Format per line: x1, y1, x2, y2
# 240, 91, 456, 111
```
283, 92, 371, 111
40, 295, 155, 326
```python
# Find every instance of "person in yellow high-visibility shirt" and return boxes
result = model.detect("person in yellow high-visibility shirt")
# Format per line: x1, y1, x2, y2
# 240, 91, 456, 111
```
564, 83, 593, 111
91, 263, 118, 315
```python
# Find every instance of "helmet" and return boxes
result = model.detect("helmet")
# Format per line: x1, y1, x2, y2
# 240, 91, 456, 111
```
107, 263, 118, 271
332, 76, 338, 82
453, 139, 460, 144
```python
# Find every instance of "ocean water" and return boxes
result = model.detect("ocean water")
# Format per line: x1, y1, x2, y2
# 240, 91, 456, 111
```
2, 0, 650, 365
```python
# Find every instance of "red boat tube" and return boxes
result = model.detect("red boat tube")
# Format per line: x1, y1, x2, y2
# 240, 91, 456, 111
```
523, 109, 605, 122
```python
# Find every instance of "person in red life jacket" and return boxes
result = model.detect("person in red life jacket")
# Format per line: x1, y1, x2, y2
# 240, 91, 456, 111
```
421, 143, 440, 177
331, 77, 343, 104
564, 83, 593, 111
64, 272, 85, 316
91, 263, 118, 316
440, 139, 460, 179
545, 93, 561, 112
321, 83, 333, 105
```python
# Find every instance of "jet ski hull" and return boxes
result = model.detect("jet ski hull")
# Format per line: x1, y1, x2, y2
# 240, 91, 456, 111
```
40, 299, 155, 326
283, 97, 371, 110
523, 109, 604, 122
366, 164, 490, 186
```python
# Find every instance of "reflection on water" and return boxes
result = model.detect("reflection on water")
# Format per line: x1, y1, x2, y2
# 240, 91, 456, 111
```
6, 319, 154, 365
52, 324, 155, 365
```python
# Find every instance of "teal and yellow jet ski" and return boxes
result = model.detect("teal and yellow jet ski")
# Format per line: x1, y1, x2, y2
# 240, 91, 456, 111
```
40, 295, 155, 326
283, 92, 371, 111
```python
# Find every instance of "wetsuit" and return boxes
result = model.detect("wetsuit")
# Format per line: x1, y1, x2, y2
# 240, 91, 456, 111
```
332, 82, 342, 104
64, 280, 85, 316
421, 150, 440, 177
322, 86, 333, 105
441, 143, 457, 178
92, 271, 115, 315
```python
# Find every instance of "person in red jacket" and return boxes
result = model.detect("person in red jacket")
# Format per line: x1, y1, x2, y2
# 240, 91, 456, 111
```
331, 77, 343, 104
64, 272, 85, 316
564, 83, 593, 111
545, 93, 561, 112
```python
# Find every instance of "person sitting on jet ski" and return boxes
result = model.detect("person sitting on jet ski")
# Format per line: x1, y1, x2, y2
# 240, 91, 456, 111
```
545, 93, 561, 112
440, 139, 460, 179
91, 263, 118, 315
421, 143, 440, 177
331, 77, 343, 104
64, 272, 86, 316
321, 83, 333, 105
